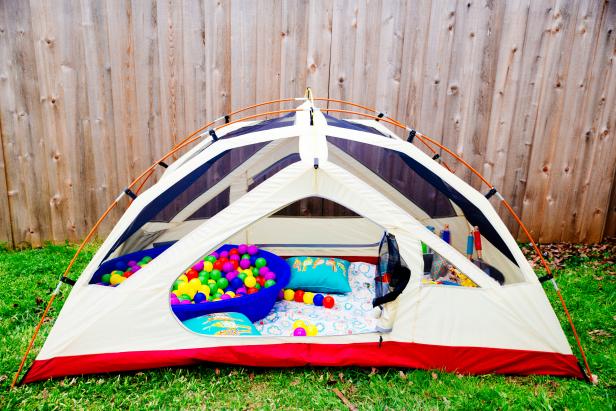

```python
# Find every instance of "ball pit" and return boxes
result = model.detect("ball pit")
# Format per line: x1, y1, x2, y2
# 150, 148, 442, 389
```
170, 244, 290, 322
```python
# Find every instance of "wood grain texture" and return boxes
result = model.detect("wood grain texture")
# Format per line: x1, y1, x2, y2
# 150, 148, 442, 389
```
0, 0, 614, 246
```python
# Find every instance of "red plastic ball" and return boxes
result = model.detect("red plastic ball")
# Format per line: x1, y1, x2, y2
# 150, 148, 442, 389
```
229, 248, 239, 255
218, 257, 228, 264
123, 271, 132, 278
256, 276, 265, 287
294, 290, 305, 303
230, 260, 239, 269
213, 261, 223, 271
186, 269, 199, 281
323, 295, 335, 309
247, 287, 259, 294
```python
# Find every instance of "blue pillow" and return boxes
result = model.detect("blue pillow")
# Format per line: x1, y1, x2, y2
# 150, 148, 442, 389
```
286, 257, 352, 294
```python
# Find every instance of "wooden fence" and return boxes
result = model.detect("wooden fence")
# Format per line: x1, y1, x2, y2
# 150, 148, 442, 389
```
0, 0, 615, 247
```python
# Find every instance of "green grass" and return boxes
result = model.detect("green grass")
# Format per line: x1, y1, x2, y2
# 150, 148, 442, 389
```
0, 243, 614, 410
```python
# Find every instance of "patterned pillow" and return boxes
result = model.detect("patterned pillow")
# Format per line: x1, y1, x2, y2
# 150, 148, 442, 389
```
286, 257, 352, 294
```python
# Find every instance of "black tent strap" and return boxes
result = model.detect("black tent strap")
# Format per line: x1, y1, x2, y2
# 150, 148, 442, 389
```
407, 129, 416, 143
485, 188, 498, 199
60, 276, 76, 286
378, 335, 383, 348
432, 153, 440, 161
158, 161, 169, 168
309, 107, 314, 126
209, 129, 219, 141
538, 273, 553, 283
124, 188, 137, 200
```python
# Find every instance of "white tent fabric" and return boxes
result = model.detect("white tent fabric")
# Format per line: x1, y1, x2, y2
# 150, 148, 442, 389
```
22, 101, 583, 383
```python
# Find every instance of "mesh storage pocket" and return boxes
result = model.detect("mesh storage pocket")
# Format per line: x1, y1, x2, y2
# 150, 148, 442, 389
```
373, 233, 410, 307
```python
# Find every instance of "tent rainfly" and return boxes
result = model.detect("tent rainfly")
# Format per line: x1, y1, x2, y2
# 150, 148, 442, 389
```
13, 94, 592, 386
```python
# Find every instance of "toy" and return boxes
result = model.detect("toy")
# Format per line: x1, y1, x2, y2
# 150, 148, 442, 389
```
283, 289, 295, 301
312, 293, 324, 306
292, 319, 317, 337
322, 295, 335, 309
293, 327, 307, 336
294, 290, 305, 303
302, 292, 314, 305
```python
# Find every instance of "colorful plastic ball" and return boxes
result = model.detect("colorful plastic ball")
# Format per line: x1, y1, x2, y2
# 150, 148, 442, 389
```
306, 324, 318, 336
198, 285, 211, 295
222, 262, 234, 273
110, 273, 125, 285
213, 260, 223, 271
210, 270, 222, 281
115, 261, 128, 271
246, 287, 259, 295
186, 269, 199, 281
179, 293, 192, 301
238, 244, 248, 254
256, 276, 265, 287
142, 256, 153, 263
237, 272, 247, 282
205, 255, 217, 264
179, 274, 188, 283
294, 290, 305, 303
293, 320, 306, 329
293, 327, 307, 336
170, 294, 180, 304
220, 251, 229, 259
283, 289, 295, 301
323, 295, 335, 309
278, 289, 284, 300
251, 267, 259, 276
236, 286, 247, 295
303, 292, 314, 305
203, 261, 213, 272
101, 273, 111, 284
230, 254, 240, 262
177, 282, 191, 295
258, 266, 269, 276
229, 248, 239, 255
264, 272, 276, 281
313, 294, 324, 306
180, 299, 191, 305
217, 278, 229, 290
230, 277, 244, 290
241, 253, 251, 260
239, 259, 251, 269
220, 294, 231, 300
194, 292, 207, 303
123, 272, 133, 278
210, 251, 219, 259
198, 272, 209, 283
226, 270, 238, 280
254, 283, 261, 290
247, 245, 258, 255
188, 278, 202, 293
130, 265, 141, 273
265, 279, 276, 288
192, 261, 204, 272
128, 260, 138, 267
225, 291, 236, 298
244, 276, 257, 288
255, 257, 267, 268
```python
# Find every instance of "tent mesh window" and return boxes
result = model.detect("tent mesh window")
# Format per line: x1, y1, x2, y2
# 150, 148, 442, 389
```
373, 232, 410, 307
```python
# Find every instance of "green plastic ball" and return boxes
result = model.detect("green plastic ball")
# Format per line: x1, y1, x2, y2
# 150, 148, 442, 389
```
172, 280, 181, 290
210, 270, 222, 281
254, 283, 261, 290
198, 271, 209, 283
179, 294, 192, 301
217, 278, 229, 290
264, 280, 276, 288
101, 273, 111, 284
251, 267, 259, 276
255, 257, 267, 268
241, 253, 251, 260
238, 272, 247, 281
142, 256, 153, 262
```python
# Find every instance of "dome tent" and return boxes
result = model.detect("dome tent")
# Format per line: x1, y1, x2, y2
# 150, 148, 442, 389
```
14, 94, 591, 385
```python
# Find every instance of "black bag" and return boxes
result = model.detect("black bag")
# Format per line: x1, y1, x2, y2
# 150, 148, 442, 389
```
373, 232, 411, 307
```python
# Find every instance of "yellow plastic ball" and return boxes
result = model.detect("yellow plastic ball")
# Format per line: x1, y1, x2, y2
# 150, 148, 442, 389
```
245, 269, 254, 277
225, 291, 235, 298
188, 278, 202, 293
303, 292, 314, 305
110, 273, 124, 285
306, 324, 318, 336
292, 320, 306, 329
244, 276, 256, 288
283, 289, 295, 301
177, 283, 191, 296
178, 274, 188, 283
203, 261, 213, 272
172, 290, 183, 297
198, 285, 210, 295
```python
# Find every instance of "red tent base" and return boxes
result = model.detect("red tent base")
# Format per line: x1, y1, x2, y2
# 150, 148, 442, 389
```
22, 341, 583, 384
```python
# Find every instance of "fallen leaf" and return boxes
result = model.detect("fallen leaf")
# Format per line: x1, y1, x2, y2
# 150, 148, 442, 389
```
431, 372, 438, 380
41, 388, 49, 399
248, 372, 254, 381
588, 329, 612, 339
290, 379, 300, 386
35, 297, 43, 306
338, 372, 345, 383
369, 367, 378, 376
399, 371, 407, 379
214, 368, 220, 376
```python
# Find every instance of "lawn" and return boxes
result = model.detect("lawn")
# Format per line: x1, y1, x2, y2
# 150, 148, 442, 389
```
1, 241, 614, 410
